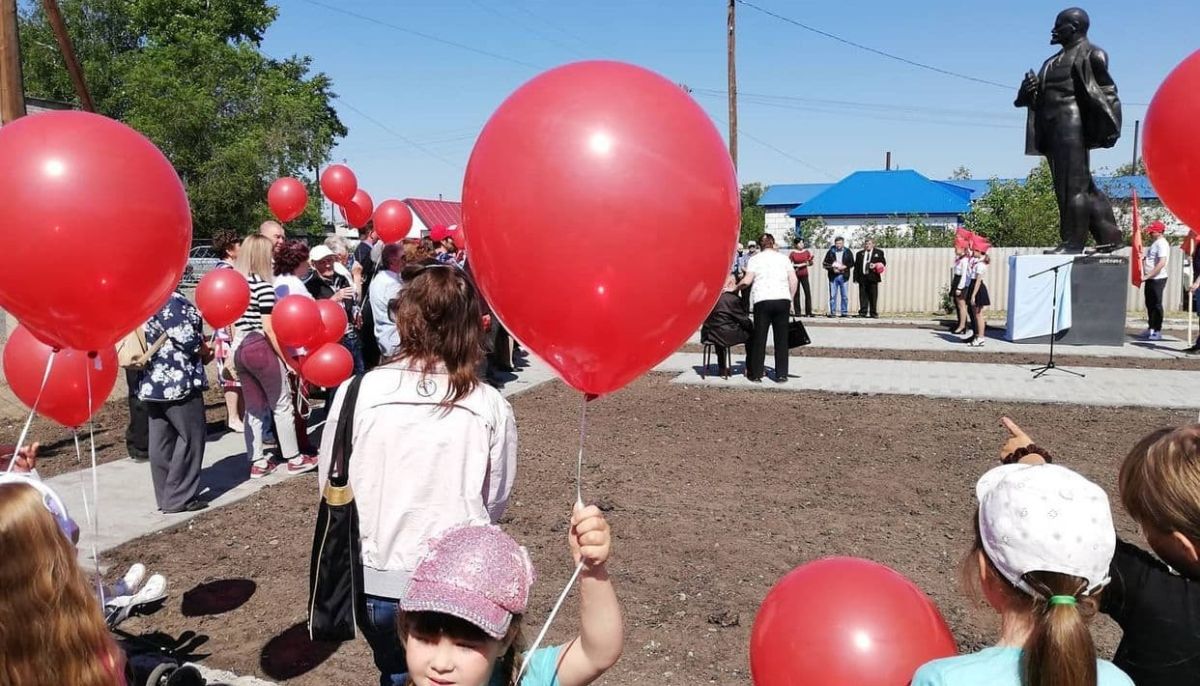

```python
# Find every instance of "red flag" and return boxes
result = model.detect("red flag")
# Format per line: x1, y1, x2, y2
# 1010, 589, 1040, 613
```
1131, 189, 1144, 287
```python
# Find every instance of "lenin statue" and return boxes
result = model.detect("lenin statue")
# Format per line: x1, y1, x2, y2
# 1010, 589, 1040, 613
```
1015, 8, 1123, 254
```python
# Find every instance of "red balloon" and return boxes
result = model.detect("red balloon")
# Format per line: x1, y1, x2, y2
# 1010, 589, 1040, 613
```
463, 61, 738, 395
302, 343, 353, 388
272, 295, 323, 349
315, 299, 349, 345
320, 164, 358, 206
374, 199, 414, 242
3, 324, 118, 428
1144, 49, 1200, 231
342, 189, 374, 229
194, 269, 250, 329
0, 111, 191, 351
750, 557, 957, 686
268, 177, 309, 223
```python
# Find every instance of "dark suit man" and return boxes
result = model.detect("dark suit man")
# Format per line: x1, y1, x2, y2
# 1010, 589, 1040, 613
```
853, 239, 886, 318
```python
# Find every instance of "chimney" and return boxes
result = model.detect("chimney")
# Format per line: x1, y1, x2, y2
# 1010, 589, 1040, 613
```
885, 151, 892, 171
438, 193, 443, 201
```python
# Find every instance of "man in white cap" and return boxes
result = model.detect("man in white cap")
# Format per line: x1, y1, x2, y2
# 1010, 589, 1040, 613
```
305, 245, 363, 374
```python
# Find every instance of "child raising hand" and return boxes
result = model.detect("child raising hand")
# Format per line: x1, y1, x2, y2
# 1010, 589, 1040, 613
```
398, 505, 624, 686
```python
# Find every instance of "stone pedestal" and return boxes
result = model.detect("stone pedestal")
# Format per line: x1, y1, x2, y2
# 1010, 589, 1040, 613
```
1005, 254, 1127, 347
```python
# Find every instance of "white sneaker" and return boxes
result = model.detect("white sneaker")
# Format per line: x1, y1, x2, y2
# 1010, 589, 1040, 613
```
111, 563, 146, 597
1149, 330, 1163, 341
969, 338, 985, 347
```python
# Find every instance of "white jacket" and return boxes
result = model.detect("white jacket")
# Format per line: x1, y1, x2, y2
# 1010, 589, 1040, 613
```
317, 362, 518, 598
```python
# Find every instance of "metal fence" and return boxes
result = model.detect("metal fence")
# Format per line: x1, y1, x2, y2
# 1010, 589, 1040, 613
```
794, 247, 1188, 315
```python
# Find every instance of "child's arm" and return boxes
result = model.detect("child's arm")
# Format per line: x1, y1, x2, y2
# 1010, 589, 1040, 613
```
553, 504, 624, 686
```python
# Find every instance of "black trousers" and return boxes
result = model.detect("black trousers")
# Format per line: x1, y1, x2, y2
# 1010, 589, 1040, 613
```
125, 369, 149, 460
858, 281, 879, 317
793, 274, 812, 315
748, 299, 790, 380
1145, 279, 1167, 331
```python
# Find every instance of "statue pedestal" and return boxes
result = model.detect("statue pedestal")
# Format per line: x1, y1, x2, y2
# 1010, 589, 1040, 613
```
1005, 254, 1127, 347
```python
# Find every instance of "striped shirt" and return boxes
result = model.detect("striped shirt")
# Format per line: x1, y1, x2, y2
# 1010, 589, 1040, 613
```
234, 275, 275, 335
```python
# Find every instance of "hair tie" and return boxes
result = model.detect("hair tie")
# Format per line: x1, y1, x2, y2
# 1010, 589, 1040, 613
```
1048, 595, 1077, 606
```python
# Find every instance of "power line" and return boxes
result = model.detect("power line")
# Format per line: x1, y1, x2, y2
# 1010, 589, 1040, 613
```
706, 109, 833, 178
465, 0, 588, 59
734, 0, 1011, 90
334, 97, 463, 170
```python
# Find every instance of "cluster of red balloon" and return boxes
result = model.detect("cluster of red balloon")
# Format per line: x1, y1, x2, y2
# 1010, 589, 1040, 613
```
750, 557, 957, 685
0, 111, 191, 427
272, 295, 353, 388
1143, 49, 1200, 233
316, 163, 415, 242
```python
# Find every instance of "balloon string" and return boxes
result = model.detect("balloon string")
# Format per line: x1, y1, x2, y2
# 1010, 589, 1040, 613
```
8, 351, 56, 473
84, 363, 105, 605
72, 429, 104, 605
517, 394, 591, 682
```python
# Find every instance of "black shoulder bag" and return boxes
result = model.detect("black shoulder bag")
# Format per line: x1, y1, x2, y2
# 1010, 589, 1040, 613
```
307, 374, 366, 641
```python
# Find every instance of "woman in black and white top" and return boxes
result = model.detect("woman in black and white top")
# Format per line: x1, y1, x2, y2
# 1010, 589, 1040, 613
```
233, 235, 314, 478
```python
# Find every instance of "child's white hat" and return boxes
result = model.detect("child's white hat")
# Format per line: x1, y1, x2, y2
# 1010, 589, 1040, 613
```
976, 463, 1116, 597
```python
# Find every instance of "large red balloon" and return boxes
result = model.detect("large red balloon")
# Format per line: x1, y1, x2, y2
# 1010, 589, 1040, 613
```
268, 177, 309, 223
342, 189, 374, 229
374, 199, 414, 242
272, 295, 323, 349
0, 111, 191, 351
1144, 50, 1200, 231
302, 343, 353, 388
462, 61, 738, 395
320, 164, 358, 206
750, 557, 957, 686
315, 299, 349, 345
3, 324, 119, 428
195, 269, 250, 329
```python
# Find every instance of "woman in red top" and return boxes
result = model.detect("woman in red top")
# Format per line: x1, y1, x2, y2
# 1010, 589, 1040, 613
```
789, 238, 815, 317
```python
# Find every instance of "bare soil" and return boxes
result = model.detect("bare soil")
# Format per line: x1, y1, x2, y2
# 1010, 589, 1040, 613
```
103, 374, 1190, 685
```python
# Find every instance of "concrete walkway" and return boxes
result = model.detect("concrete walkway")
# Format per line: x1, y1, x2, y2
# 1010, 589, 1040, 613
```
52, 357, 560, 570
688, 325, 1194, 359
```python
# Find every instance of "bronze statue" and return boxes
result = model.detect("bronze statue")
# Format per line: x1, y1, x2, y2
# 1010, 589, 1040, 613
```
1015, 7, 1122, 254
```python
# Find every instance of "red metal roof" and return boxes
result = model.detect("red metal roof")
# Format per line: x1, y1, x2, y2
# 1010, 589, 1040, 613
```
404, 198, 462, 229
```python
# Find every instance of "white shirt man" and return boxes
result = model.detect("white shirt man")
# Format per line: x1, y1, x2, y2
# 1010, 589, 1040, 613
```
369, 243, 404, 356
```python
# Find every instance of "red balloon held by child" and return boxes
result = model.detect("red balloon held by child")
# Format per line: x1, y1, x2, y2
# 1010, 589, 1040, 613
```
462, 60, 739, 396
267, 177, 309, 223
750, 557, 957, 686
272, 295, 323, 349
0, 111, 191, 352
302, 343, 353, 388
3, 324, 119, 428
315, 299, 349, 346
320, 164, 358, 206
195, 270, 250, 329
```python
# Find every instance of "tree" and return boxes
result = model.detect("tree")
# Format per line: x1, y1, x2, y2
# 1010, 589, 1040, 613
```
949, 166, 973, 181
963, 161, 1060, 247
739, 182, 766, 243
796, 217, 832, 249
18, 0, 346, 236
1113, 159, 1146, 177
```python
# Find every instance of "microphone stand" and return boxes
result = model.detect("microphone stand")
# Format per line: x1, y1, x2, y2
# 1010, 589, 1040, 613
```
1028, 257, 1085, 379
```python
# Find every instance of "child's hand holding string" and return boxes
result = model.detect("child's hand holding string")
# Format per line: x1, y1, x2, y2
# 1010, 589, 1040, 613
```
569, 503, 611, 570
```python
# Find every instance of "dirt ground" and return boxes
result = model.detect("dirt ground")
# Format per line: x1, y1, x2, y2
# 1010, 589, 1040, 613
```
102, 373, 1191, 685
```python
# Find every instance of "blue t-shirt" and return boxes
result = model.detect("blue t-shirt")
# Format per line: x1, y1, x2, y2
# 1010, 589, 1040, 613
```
912, 646, 1133, 686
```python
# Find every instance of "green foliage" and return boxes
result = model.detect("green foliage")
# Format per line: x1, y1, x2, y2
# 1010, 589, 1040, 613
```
949, 166, 973, 181
963, 161, 1059, 248
739, 182, 766, 244
18, 0, 346, 237
861, 216, 955, 248
796, 217, 832, 248
1113, 159, 1146, 177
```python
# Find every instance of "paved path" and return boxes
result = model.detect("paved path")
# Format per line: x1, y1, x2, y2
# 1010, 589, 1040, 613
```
655, 352, 1200, 409
688, 325, 1193, 359
52, 357, 560, 570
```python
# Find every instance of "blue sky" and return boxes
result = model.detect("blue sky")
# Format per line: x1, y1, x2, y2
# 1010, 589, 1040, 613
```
262, 0, 1200, 200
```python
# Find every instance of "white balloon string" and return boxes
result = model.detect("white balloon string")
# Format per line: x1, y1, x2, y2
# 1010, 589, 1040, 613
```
72, 427, 104, 605
84, 361, 105, 604
8, 351, 56, 473
517, 394, 591, 681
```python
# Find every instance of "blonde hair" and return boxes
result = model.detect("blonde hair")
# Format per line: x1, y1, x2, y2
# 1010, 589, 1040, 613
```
961, 516, 1100, 686
1119, 425, 1200, 542
236, 234, 275, 282
0, 483, 123, 685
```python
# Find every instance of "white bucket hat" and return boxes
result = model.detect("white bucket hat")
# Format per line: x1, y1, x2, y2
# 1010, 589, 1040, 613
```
976, 463, 1116, 597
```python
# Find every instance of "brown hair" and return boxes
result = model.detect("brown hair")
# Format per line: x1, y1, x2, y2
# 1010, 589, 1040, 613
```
211, 230, 241, 259
400, 611, 525, 686
273, 239, 311, 276
960, 517, 1099, 686
759, 234, 776, 249
1119, 425, 1200, 542
0, 484, 123, 685
390, 266, 484, 405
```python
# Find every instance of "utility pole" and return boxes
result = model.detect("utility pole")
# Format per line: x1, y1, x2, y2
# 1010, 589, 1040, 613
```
1131, 119, 1141, 173
0, 0, 26, 123
42, 0, 92, 112
727, 0, 737, 169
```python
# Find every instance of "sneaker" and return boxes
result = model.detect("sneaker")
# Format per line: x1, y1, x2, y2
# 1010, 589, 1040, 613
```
969, 338, 986, 347
286, 454, 319, 475
112, 563, 147, 597
250, 461, 277, 479
1148, 330, 1163, 341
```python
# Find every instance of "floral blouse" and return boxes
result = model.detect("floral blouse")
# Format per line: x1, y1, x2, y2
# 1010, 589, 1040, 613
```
138, 292, 208, 402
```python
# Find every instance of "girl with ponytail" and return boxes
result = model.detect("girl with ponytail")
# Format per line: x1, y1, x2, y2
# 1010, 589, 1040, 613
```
912, 463, 1133, 686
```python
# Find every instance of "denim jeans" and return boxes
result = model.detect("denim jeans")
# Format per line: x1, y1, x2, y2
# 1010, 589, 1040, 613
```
341, 331, 365, 376
829, 275, 849, 315
361, 594, 407, 686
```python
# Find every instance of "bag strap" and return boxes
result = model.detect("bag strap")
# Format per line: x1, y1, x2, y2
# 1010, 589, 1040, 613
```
328, 374, 366, 488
